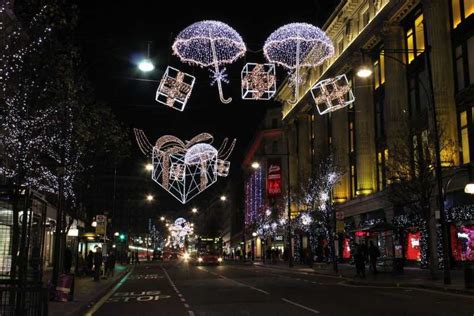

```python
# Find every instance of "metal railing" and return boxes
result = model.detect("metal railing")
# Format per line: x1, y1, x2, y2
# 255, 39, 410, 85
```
0, 282, 48, 316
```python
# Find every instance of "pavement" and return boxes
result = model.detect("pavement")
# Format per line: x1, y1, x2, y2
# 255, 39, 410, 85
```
48, 264, 130, 316
251, 260, 474, 296
83, 260, 474, 316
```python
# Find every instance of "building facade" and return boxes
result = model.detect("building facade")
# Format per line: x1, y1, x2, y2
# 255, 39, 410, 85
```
277, 0, 474, 264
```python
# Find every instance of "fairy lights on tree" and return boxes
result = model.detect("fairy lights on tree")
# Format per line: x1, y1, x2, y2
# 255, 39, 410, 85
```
172, 20, 246, 104
263, 23, 334, 104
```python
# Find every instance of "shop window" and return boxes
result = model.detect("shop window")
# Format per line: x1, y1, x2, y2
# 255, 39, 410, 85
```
350, 164, 356, 198
452, 225, 474, 261
460, 111, 471, 163
342, 238, 351, 259
407, 29, 415, 63
452, 0, 462, 28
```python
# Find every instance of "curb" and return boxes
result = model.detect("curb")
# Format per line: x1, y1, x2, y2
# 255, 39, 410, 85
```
74, 267, 131, 316
49, 267, 131, 316
345, 279, 474, 296
254, 263, 474, 296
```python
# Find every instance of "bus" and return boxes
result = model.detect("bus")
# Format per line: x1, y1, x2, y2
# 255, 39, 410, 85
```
194, 237, 223, 265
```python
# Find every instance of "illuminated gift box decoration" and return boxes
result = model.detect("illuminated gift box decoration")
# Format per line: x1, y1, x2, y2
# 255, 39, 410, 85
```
152, 134, 218, 204
216, 159, 231, 177
310, 74, 355, 115
241, 63, 276, 100
155, 66, 195, 111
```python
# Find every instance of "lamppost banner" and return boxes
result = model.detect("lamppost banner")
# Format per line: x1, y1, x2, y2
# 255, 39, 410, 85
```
267, 158, 282, 197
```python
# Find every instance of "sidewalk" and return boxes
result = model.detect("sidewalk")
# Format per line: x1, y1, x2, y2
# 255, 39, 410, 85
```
47, 265, 130, 316
253, 261, 474, 296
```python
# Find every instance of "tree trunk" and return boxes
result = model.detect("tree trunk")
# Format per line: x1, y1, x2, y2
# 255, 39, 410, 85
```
426, 207, 439, 279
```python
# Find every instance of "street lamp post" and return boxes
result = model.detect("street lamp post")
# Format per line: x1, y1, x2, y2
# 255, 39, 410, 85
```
358, 46, 450, 284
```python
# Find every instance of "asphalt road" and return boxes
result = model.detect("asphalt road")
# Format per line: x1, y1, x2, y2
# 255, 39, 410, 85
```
89, 261, 474, 316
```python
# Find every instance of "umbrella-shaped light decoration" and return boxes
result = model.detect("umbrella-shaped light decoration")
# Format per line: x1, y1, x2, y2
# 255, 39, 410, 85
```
172, 20, 246, 104
263, 23, 334, 104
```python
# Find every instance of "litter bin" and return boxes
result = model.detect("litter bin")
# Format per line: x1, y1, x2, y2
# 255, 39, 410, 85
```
55, 274, 75, 302
465, 262, 474, 289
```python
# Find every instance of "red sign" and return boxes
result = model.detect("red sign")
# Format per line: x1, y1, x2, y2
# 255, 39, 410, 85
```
267, 158, 282, 196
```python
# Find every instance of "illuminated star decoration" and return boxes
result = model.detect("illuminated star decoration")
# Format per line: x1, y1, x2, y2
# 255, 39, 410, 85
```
263, 23, 334, 104
310, 74, 355, 115
172, 20, 246, 104
210, 67, 229, 86
241, 63, 276, 100
156, 66, 195, 112
133, 129, 236, 204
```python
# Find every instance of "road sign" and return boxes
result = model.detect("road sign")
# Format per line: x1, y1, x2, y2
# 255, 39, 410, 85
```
96, 215, 107, 235
335, 211, 344, 220
336, 220, 345, 233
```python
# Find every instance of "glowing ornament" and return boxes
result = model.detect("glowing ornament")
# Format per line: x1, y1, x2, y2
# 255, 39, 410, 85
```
263, 23, 334, 104
155, 66, 195, 111
172, 20, 246, 104
310, 74, 355, 115
169, 217, 193, 248
133, 129, 236, 204
241, 63, 276, 100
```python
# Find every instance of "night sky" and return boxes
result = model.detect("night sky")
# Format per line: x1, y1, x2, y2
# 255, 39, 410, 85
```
76, 0, 340, 212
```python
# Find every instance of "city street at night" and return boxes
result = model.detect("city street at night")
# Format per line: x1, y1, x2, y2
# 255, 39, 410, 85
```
2, 0, 474, 315
87, 261, 474, 316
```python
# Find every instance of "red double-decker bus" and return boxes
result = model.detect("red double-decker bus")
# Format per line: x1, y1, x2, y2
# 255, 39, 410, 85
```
195, 237, 223, 265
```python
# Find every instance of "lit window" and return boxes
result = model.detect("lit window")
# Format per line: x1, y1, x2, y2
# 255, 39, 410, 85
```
374, 60, 380, 89
460, 111, 470, 163
380, 52, 385, 84
452, 0, 462, 28
415, 15, 425, 55
407, 29, 415, 63
465, 0, 474, 20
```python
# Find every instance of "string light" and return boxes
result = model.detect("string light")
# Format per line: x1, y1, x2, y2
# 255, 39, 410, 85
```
263, 23, 334, 104
172, 20, 246, 104
134, 130, 235, 204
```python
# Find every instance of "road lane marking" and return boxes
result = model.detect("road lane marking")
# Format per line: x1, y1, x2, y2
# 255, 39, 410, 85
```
281, 298, 320, 314
84, 268, 133, 316
202, 268, 270, 295
161, 265, 195, 315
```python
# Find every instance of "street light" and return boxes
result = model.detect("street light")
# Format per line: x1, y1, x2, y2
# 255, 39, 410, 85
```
464, 183, 474, 194
356, 64, 372, 78
146, 194, 154, 202
357, 47, 451, 284
220, 195, 227, 201
114, 232, 119, 237
251, 162, 260, 169
160, 216, 165, 221
192, 207, 198, 214
145, 163, 153, 171
91, 221, 97, 228
138, 41, 155, 72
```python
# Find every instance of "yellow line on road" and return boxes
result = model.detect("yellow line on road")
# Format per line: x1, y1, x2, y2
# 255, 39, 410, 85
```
84, 268, 134, 316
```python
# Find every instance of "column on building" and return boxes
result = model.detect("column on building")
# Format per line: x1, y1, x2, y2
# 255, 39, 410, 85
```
422, 0, 460, 166
286, 119, 299, 218
332, 108, 350, 203
354, 64, 377, 196
297, 112, 312, 179
383, 23, 410, 178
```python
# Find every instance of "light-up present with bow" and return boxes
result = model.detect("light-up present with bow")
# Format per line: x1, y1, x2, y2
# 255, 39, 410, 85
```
310, 74, 355, 115
241, 63, 276, 100
155, 66, 196, 111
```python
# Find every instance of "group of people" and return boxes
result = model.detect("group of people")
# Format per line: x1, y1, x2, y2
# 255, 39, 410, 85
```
353, 241, 381, 278
127, 251, 140, 264
85, 247, 116, 281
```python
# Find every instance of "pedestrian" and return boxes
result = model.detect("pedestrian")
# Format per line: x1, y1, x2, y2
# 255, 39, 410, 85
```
134, 251, 139, 264
86, 250, 94, 276
64, 247, 72, 274
93, 247, 103, 281
368, 241, 381, 274
354, 243, 365, 278
307, 247, 314, 268
107, 251, 116, 278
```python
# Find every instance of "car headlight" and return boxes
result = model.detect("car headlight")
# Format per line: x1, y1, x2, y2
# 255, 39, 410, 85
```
183, 253, 190, 260
198, 257, 203, 262
218, 257, 223, 262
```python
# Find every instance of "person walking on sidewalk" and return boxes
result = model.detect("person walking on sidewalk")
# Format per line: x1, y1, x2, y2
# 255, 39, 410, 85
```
86, 250, 94, 276
107, 251, 116, 278
64, 247, 72, 274
354, 243, 365, 278
368, 241, 380, 275
93, 247, 103, 282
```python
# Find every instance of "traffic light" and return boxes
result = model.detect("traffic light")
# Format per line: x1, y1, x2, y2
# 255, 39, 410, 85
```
119, 234, 126, 241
